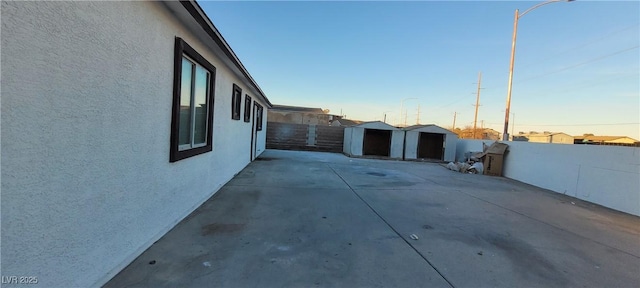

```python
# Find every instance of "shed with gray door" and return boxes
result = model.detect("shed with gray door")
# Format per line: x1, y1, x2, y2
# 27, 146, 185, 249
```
343, 121, 404, 159
403, 125, 457, 162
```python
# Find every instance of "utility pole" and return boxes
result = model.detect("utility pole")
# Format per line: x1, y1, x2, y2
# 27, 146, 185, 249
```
502, 0, 575, 141
400, 98, 417, 127
452, 112, 457, 130
416, 105, 421, 125
511, 112, 515, 139
404, 112, 408, 127
473, 71, 482, 139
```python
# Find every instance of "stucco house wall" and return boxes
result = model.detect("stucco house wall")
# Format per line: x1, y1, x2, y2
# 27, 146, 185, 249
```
528, 133, 573, 144
1, 1, 269, 287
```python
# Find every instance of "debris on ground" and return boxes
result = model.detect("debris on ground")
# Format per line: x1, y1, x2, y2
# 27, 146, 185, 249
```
409, 234, 419, 240
446, 161, 481, 174
446, 142, 508, 176
469, 162, 484, 174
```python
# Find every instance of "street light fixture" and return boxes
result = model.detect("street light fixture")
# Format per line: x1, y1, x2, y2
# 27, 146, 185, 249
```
502, 0, 575, 141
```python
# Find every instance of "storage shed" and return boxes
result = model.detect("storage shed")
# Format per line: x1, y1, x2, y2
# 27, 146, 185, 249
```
343, 121, 404, 159
403, 125, 457, 162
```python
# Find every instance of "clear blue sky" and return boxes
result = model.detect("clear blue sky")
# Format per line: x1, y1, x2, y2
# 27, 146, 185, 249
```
200, 0, 639, 139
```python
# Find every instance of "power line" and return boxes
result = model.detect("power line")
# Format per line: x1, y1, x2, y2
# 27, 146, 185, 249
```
433, 93, 472, 110
483, 23, 640, 91
484, 122, 639, 127
528, 73, 639, 95
515, 45, 639, 84
517, 23, 640, 71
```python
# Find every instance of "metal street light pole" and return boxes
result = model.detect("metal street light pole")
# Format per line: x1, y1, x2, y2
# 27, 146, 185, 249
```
502, 0, 574, 141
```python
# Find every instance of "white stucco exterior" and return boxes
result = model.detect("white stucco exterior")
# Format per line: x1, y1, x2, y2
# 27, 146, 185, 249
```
343, 122, 404, 159
1, 1, 269, 287
456, 140, 640, 216
403, 125, 457, 161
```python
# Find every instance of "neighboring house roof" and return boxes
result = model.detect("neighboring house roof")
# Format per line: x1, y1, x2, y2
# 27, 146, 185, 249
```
168, 1, 272, 108
460, 128, 500, 133
404, 124, 430, 130
575, 136, 638, 142
334, 119, 362, 126
520, 132, 571, 137
270, 105, 325, 114
529, 132, 572, 137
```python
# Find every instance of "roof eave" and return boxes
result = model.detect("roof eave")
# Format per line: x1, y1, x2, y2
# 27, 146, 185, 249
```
179, 0, 272, 108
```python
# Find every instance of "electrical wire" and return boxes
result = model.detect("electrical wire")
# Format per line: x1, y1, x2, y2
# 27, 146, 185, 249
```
482, 23, 640, 91
517, 23, 639, 71
515, 45, 639, 84
528, 73, 639, 96
484, 122, 639, 127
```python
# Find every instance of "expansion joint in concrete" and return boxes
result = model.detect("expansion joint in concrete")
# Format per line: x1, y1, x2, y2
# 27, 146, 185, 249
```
325, 164, 456, 288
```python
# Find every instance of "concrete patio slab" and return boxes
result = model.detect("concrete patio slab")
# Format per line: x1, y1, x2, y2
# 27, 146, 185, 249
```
106, 150, 640, 288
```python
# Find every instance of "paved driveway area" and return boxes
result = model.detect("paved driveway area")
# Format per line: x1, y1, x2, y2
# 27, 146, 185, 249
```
106, 150, 640, 287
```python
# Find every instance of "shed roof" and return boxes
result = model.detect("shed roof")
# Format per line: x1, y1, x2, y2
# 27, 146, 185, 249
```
403, 124, 456, 135
354, 121, 399, 130
334, 119, 362, 126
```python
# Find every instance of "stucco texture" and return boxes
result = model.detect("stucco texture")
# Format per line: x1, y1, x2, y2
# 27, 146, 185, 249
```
1, 1, 266, 287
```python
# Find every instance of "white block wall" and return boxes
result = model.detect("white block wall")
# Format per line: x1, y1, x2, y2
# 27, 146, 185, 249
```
456, 140, 640, 216
1, 1, 267, 287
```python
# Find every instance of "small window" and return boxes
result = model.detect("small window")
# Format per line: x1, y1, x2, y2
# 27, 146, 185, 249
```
231, 84, 241, 120
255, 103, 264, 131
170, 37, 216, 162
244, 95, 252, 122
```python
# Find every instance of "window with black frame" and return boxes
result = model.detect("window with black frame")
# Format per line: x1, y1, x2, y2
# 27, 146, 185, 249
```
244, 95, 252, 122
255, 103, 264, 131
231, 84, 242, 120
170, 37, 216, 162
